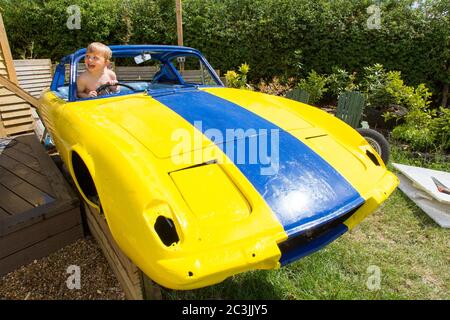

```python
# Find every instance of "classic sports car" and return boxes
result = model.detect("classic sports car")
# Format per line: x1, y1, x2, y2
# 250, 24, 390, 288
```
39, 45, 398, 290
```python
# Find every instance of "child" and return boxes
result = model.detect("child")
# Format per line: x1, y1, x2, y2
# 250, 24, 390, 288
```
77, 42, 118, 98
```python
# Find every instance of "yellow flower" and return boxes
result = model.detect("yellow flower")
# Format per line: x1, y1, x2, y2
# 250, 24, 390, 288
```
225, 70, 238, 79
239, 63, 250, 75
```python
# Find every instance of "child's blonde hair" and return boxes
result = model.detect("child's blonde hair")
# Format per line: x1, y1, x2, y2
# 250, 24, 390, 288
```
87, 42, 112, 61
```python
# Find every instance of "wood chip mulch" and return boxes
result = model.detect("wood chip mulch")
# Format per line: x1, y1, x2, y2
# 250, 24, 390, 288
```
0, 237, 125, 300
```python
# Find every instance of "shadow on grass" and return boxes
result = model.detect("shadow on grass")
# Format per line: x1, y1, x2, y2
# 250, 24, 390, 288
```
395, 191, 441, 229
161, 269, 285, 300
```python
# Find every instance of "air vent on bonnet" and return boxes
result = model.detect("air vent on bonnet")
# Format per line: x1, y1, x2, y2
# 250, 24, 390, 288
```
366, 150, 381, 166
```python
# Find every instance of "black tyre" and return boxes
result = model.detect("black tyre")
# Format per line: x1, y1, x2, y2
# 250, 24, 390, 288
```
356, 128, 390, 164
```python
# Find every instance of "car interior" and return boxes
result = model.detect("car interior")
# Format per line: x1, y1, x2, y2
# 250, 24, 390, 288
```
53, 52, 220, 101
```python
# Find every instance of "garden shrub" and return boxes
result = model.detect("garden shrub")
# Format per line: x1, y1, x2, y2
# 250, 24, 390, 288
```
389, 80, 449, 152
289, 63, 448, 152
361, 64, 432, 114
0, 0, 448, 107
393, 106, 450, 152
296, 70, 328, 104
225, 63, 252, 90
256, 77, 295, 96
327, 67, 359, 97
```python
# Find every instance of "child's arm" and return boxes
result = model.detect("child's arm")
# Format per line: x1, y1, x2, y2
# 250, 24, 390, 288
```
107, 70, 119, 92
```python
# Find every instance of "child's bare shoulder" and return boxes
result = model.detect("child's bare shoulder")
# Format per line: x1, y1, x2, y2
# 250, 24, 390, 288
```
77, 71, 90, 83
107, 68, 117, 79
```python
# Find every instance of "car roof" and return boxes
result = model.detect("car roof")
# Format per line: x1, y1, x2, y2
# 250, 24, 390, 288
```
60, 45, 203, 64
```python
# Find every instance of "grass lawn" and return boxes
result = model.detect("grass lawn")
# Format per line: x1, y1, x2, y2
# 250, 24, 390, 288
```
162, 145, 449, 300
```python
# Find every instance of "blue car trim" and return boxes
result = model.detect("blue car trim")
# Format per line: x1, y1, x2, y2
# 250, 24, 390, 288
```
279, 224, 348, 266
154, 90, 365, 237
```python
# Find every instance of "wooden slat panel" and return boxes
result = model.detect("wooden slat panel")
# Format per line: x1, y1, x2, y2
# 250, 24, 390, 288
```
19, 83, 50, 90
0, 61, 6, 68
17, 73, 52, 81
0, 183, 34, 214
0, 95, 25, 105
3, 117, 33, 127
0, 14, 18, 84
0, 224, 82, 277
0, 103, 32, 112
116, 66, 158, 71
21, 135, 73, 202
20, 85, 50, 90
0, 167, 54, 209
16, 70, 51, 77
24, 91, 45, 98
0, 153, 53, 196
1, 109, 32, 119
117, 73, 157, 76
0, 86, 12, 96
0, 206, 10, 218
13, 59, 51, 66
115, 66, 158, 80
26, 88, 47, 93
21, 92, 45, 99
2, 145, 39, 171
19, 78, 52, 85
20, 79, 51, 85
10, 137, 32, 154
117, 73, 156, 76
0, 207, 80, 259
0, 91, 14, 97
4, 123, 35, 136
14, 66, 52, 72
25, 90, 47, 95
0, 75, 40, 108
13, 59, 52, 101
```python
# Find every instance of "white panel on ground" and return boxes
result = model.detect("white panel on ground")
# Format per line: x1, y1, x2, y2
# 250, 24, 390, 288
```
392, 163, 450, 204
395, 172, 450, 228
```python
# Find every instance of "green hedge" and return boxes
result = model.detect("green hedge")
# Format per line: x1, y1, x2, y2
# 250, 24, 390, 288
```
1, 0, 448, 104
0, 0, 176, 60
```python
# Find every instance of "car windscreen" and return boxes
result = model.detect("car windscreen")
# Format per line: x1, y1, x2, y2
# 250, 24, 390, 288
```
112, 53, 220, 86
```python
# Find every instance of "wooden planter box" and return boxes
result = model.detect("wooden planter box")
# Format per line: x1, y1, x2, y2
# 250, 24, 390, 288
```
0, 134, 83, 276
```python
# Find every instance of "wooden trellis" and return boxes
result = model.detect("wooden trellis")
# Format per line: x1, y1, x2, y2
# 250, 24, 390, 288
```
0, 13, 35, 138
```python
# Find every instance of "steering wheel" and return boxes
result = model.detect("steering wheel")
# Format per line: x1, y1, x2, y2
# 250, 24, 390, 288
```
96, 82, 136, 95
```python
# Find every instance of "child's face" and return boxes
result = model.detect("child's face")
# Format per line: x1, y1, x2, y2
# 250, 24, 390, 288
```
85, 50, 107, 73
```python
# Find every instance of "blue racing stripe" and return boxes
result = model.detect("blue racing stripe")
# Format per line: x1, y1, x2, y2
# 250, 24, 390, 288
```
154, 89, 364, 237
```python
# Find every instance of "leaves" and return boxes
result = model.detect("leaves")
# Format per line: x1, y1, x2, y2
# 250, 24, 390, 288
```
0, 0, 448, 104
225, 63, 253, 90
297, 70, 328, 104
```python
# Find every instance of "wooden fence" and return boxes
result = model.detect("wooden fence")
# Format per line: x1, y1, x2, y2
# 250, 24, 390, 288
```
14, 59, 53, 98
0, 14, 35, 138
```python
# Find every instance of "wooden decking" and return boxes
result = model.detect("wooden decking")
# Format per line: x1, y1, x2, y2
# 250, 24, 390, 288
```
0, 134, 83, 276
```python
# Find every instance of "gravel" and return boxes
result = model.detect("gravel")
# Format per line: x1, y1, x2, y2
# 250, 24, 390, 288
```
0, 237, 125, 300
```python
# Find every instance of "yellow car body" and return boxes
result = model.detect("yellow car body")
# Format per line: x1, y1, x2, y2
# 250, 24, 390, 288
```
38, 46, 398, 290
